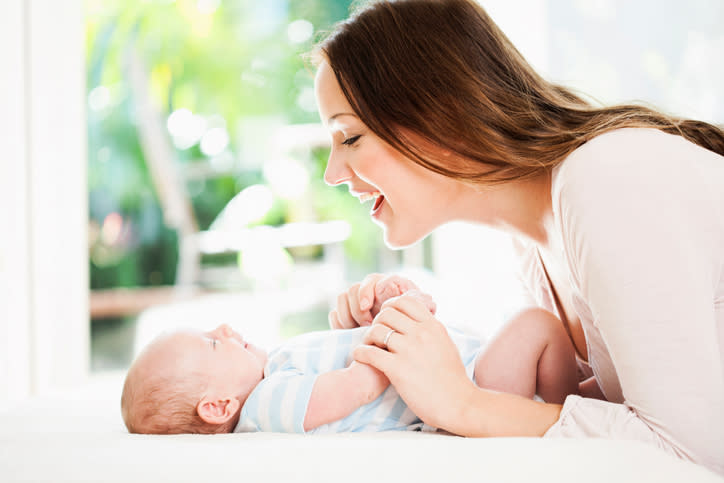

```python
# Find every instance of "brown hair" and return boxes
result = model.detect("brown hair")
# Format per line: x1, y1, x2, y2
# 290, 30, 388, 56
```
121, 367, 237, 435
314, 0, 724, 184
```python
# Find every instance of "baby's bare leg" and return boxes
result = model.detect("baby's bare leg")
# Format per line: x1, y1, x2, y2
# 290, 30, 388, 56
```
474, 308, 578, 404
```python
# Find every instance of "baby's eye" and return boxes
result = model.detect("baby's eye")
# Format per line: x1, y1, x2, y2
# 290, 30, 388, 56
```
342, 135, 361, 146
212, 339, 218, 350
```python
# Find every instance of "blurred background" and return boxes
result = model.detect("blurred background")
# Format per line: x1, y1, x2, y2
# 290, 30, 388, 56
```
82, 0, 724, 374
86, 0, 422, 371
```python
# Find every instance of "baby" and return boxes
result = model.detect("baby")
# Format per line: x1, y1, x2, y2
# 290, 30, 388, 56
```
122, 278, 582, 434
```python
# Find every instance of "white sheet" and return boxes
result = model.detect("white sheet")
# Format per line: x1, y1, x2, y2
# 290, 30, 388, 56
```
1, 375, 721, 483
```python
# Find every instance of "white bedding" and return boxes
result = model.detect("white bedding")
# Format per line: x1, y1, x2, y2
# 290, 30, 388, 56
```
1, 375, 721, 483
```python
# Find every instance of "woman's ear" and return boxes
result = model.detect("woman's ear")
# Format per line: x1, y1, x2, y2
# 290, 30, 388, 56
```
196, 396, 241, 425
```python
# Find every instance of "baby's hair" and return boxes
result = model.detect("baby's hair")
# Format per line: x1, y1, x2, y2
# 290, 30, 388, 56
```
121, 367, 236, 435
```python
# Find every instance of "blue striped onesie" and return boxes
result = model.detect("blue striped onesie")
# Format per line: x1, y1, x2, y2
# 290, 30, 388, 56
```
234, 326, 483, 434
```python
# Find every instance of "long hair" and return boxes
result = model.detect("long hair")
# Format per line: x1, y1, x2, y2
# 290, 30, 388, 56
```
314, 0, 724, 185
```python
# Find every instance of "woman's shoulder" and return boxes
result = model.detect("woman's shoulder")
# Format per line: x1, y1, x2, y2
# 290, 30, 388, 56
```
554, 127, 718, 185
553, 127, 720, 204
558, 129, 672, 179
551, 126, 724, 242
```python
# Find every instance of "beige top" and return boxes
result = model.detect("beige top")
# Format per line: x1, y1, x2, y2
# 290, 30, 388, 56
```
517, 128, 723, 475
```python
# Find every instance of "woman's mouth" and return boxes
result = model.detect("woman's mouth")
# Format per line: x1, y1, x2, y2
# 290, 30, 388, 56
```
358, 191, 384, 215
356, 190, 386, 219
371, 194, 385, 216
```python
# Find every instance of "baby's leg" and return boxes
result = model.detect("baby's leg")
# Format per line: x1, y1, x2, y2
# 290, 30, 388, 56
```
474, 307, 578, 404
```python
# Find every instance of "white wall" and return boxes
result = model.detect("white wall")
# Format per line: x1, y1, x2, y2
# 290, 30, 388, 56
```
0, 0, 88, 407
0, 0, 32, 407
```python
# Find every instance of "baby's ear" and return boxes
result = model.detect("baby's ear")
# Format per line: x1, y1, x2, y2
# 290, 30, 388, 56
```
196, 397, 241, 425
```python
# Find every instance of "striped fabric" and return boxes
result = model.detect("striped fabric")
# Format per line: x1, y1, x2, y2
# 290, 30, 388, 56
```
235, 326, 483, 434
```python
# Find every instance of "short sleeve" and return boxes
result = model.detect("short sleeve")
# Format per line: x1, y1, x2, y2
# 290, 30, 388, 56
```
236, 371, 318, 434
547, 129, 724, 473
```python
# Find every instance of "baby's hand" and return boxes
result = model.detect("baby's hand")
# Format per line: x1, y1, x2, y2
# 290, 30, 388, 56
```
329, 273, 436, 329
372, 276, 437, 316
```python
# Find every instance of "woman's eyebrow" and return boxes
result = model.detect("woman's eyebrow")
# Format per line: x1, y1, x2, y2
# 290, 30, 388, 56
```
328, 112, 358, 123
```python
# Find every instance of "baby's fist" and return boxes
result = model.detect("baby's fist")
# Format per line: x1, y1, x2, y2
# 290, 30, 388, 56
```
371, 275, 437, 316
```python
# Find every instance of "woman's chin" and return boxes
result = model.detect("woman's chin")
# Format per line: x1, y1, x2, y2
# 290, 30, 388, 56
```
381, 225, 424, 250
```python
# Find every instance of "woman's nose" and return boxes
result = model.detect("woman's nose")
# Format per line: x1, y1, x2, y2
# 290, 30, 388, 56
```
323, 152, 353, 186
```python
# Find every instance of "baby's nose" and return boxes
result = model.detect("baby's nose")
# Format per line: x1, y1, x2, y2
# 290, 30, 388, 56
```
213, 324, 233, 338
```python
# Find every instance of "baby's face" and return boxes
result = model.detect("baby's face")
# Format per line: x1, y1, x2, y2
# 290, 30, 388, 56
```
144, 324, 268, 403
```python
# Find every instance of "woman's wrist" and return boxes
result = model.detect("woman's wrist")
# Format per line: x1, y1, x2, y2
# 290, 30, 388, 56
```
443, 384, 564, 437
432, 378, 485, 436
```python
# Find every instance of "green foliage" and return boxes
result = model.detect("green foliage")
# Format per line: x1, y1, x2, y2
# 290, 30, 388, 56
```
86, 0, 384, 292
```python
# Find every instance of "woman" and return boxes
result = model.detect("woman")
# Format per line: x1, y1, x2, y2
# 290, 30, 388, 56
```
311, 0, 723, 475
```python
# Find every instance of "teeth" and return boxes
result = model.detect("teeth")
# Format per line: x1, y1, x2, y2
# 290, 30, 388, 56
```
358, 191, 381, 203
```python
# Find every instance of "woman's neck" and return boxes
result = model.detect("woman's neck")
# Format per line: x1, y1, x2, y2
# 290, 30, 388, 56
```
455, 171, 555, 249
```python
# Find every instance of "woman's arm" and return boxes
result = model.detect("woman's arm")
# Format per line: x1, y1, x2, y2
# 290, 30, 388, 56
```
354, 295, 563, 436
549, 129, 724, 472
458, 388, 562, 437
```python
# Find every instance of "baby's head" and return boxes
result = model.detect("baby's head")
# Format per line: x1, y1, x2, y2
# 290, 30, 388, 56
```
121, 324, 267, 434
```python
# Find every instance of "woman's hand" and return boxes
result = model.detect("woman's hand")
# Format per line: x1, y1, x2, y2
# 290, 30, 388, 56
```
353, 293, 475, 431
328, 273, 436, 329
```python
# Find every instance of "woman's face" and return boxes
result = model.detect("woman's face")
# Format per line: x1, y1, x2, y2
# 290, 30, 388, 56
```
314, 59, 465, 248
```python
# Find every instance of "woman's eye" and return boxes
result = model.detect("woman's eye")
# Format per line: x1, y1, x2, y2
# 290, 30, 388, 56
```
342, 135, 361, 146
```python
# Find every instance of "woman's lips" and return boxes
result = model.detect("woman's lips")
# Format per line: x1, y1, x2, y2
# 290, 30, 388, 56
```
371, 195, 385, 217
355, 190, 385, 216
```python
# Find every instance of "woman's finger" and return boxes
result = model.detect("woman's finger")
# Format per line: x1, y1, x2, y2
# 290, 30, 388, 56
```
372, 306, 418, 336
347, 283, 373, 325
407, 289, 437, 315
385, 289, 436, 315
358, 273, 385, 311
363, 322, 410, 352
353, 343, 395, 374
362, 323, 390, 348
378, 293, 436, 325
335, 291, 359, 328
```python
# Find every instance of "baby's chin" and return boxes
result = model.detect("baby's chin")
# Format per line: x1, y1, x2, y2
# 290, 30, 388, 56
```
247, 343, 269, 367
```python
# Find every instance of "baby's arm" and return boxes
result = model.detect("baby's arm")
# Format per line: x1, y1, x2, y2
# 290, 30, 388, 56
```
304, 288, 437, 431
303, 362, 389, 431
